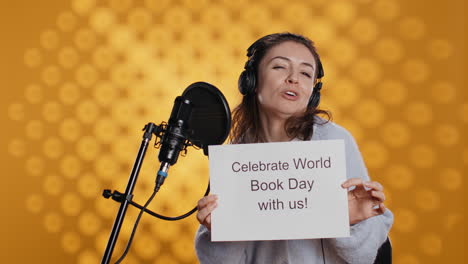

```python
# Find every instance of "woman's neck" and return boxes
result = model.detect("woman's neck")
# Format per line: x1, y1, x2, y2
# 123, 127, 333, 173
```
259, 111, 292, 142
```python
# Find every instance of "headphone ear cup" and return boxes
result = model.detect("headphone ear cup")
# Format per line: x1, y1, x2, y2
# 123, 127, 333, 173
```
308, 82, 322, 108
238, 69, 256, 95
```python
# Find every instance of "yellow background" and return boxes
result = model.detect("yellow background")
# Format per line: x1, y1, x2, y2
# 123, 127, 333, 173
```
1, 0, 465, 263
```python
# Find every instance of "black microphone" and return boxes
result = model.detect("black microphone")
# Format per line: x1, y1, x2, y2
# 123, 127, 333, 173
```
155, 96, 192, 190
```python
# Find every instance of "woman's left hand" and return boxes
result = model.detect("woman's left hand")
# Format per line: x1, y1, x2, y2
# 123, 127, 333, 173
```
342, 178, 387, 225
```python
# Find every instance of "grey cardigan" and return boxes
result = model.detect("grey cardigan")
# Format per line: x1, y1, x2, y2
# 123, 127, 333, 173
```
195, 120, 394, 264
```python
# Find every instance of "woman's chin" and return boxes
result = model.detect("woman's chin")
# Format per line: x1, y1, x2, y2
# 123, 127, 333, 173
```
265, 109, 306, 120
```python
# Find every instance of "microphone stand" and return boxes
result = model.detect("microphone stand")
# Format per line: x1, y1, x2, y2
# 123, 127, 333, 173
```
101, 122, 160, 264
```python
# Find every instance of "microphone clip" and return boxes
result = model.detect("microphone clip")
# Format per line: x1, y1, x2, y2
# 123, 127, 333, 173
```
152, 122, 167, 149
152, 121, 193, 158
142, 123, 164, 141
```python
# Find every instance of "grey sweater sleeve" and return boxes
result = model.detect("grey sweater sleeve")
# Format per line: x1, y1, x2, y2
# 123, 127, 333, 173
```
317, 122, 394, 264
195, 225, 249, 264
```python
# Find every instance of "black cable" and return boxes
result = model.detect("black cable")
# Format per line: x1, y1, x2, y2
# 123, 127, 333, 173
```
129, 201, 198, 221
101, 181, 210, 262
114, 188, 159, 264
128, 183, 210, 221
321, 238, 326, 264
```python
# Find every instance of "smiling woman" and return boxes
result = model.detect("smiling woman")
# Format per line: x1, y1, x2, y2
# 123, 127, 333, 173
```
195, 33, 393, 264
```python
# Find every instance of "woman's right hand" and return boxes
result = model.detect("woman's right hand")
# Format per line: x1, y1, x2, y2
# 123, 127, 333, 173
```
196, 194, 218, 231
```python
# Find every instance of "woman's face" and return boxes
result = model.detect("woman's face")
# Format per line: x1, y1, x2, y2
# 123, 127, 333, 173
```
256, 41, 317, 119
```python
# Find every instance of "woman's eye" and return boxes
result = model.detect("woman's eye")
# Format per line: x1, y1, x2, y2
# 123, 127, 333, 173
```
302, 72, 312, 78
273, 66, 285, 69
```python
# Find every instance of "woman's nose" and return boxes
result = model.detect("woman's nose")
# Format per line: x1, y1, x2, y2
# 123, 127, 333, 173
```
286, 71, 299, 84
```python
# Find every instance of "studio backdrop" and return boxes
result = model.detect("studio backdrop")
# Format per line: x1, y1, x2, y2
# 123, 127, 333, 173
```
1, 0, 465, 263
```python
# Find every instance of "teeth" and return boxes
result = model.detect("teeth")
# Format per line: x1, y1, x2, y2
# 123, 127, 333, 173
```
286, 91, 296, 96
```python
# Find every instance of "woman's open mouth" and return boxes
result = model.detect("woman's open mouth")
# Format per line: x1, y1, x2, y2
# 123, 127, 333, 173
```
283, 90, 298, 100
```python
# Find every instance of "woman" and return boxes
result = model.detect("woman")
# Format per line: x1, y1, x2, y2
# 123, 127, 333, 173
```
195, 33, 393, 264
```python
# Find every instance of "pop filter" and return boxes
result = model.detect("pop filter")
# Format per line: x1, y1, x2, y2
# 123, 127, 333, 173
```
182, 82, 231, 155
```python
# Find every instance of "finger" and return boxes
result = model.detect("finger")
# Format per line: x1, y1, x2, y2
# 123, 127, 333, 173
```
196, 209, 204, 224
197, 194, 218, 209
364, 181, 384, 191
197, 207, 210, 224
376, 203, 386, 214
371, 190, 386, 202
372, 203, 386, 216
201, 214, 212, 231
197, 201, 217, 220
196, 202, 217, 223
204, 214, 212, 227
341, 177, 364, 188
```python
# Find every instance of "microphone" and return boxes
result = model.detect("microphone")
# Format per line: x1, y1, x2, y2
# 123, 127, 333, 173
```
154, 81, 231, 191
101, 82, 230, 264
155, 96, 192, 190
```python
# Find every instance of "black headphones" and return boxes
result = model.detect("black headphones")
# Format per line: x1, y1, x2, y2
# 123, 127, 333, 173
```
238, 43, 324, 108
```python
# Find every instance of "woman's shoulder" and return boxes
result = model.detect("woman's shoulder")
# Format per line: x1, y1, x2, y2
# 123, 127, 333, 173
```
311, 117, 364, 170
311, 116, 354, 142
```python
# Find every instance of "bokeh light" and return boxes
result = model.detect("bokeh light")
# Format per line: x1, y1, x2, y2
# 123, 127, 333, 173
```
5, 0, 463, 263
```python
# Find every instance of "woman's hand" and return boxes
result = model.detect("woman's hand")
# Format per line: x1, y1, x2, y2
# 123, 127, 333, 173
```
342, 178, 386, 225
196, 194, 218, 231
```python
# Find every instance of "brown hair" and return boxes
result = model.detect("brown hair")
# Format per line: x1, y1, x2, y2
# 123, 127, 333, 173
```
231, 32, 331, 144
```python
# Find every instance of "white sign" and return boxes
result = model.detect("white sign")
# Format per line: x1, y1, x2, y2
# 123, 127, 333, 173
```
209, 140, 349, 242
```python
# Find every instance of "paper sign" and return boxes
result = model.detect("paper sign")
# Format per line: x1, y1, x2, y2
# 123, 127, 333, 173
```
209, 140, 349, 241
